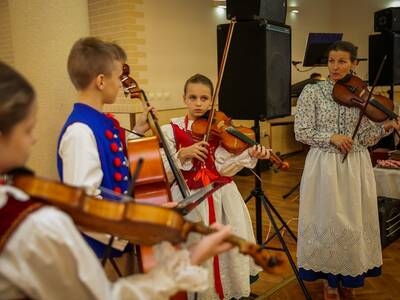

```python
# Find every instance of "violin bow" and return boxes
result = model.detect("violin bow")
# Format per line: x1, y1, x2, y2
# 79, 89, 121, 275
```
203, 18, 236, 142
342, 55, 387, 163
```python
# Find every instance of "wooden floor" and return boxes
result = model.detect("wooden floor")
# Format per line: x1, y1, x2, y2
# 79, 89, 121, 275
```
235, 152, 400, 300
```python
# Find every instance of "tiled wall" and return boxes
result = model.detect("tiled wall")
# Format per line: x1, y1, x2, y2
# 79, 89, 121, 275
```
0, 0, 14, 65
88, 0, 149, 126
88, 0, 147, 85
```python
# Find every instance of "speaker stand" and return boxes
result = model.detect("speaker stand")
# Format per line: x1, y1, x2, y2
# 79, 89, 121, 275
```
101, 236, 123, 277
389, 84, 394, 101
282, 181, 300, 199
245, 119, 312, 300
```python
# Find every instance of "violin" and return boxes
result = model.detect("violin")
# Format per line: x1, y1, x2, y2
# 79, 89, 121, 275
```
332, 74, 397, 122
10, 175, 287, 274
332, 73, 400, 163
192, 110, 289, 170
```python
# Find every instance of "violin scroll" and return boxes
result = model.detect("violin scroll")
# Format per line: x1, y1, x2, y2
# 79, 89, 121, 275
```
120, 64, 142, 99
239, 243, 287, 274
190, 222, 287, 274
269, 152, 290, 171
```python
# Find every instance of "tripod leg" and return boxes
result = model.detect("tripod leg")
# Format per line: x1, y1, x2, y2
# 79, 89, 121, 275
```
109, 257, 123, 277
261, 195, 312, 300
256, 196, 262, 244
101, 236, 115, 266
244, 190, 262, 243
264, 196, 298, 242
283, 181, 300, 199
101, 236, 123, 278
263, 225, 285, 245
245, 192, 253, 203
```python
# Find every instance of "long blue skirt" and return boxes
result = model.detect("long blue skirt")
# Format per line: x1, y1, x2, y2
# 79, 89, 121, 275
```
299, 266, 381, 288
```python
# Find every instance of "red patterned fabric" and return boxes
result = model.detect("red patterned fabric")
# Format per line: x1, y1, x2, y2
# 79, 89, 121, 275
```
171, 117, 232, 300
0, 195, 43, 254
170, 119, 232, 190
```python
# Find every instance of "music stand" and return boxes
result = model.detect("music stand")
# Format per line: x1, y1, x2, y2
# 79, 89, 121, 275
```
303, 33, 343, 66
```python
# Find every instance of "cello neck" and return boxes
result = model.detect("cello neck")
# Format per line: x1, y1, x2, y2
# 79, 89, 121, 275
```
138, 90, 190, 198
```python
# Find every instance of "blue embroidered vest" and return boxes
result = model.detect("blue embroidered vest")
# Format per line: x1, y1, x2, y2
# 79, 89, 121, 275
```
57, 103, 131, 197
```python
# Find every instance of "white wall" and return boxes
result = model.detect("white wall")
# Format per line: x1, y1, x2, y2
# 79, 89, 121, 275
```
8, 0, 89, 177
142, 0, 227, 110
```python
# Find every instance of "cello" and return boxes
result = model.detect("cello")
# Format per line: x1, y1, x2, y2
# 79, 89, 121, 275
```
120, 63, 194, 299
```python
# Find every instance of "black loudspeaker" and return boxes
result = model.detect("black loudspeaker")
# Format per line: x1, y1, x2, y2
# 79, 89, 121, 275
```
217, 20, 291, 120
226, 0, 287, 24
378, 197, 400, 249
374, 7, 400, 32
369, 32, 400, 86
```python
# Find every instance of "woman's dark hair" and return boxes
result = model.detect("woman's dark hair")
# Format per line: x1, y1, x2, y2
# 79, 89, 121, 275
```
183, 74, 214, 96
0, 62, 35, 135
327, 41, 358, 62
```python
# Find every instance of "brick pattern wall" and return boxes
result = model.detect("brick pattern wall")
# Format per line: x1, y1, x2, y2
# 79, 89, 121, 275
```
0, 0, 14, 65
88, 0, 147, 114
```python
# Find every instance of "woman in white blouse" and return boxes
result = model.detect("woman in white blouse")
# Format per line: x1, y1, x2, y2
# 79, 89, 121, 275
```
295, 40, 400, 300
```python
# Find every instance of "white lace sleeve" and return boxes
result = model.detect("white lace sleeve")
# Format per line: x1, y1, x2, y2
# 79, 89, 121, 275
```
112, 242, 208, 299
215, 146, 257, 177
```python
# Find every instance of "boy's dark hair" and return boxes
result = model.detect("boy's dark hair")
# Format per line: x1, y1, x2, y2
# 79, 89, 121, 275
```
67, 37, 120, 90
184, 74, 214, 96
0, 62, 35, 135
327, 41, 358, 62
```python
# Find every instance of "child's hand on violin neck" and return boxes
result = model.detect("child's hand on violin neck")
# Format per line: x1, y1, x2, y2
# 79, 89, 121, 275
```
330, 134, 353, 154
383, 117, 400, 132
178, 141, 209, 163
133, 105, 157, 134
248, 145, 271, 160
189, 223, 233, 266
